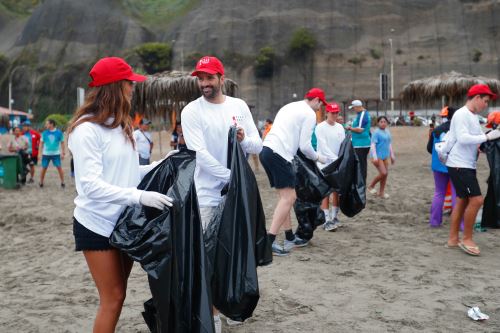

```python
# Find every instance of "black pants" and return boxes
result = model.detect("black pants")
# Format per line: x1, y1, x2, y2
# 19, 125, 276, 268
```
354, 147, 370, 185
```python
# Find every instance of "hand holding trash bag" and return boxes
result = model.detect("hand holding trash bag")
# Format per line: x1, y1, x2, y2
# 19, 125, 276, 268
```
486, 129, 500, 141
139, 191, 173, 210
164, 149, 180, 159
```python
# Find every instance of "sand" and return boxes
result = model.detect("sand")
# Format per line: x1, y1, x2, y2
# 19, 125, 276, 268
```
1, 126, 500, 332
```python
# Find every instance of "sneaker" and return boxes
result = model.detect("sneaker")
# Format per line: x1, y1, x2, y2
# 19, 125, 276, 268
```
226, 318, 244, 326
28, 178, 34, 184
272, 242, 290, 256
39, 182, 43, 188
283, 236, 309, 251
369, 187, 377, 195
61, 183, 66, 189
333, 217, 343, 228
214, 315, 222, 333
323, 219, 338, 232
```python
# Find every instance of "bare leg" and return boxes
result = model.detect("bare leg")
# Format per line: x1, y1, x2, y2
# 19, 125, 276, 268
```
269, 187, 297, 235
56, 166, 65, 183
378, 160, 389, 196
83, 249, 133, 333
39, 167, 48, 185
448, 197, 467, 246
461, 195, 483, 251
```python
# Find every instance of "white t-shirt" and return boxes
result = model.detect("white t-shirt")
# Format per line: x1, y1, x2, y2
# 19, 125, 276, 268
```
445, 105, 487, 169
134, 129, 152, 159
181, 95, 262, 207
315, 120, 346, 169
263, 100, 318, 162
69, 121, 147, 237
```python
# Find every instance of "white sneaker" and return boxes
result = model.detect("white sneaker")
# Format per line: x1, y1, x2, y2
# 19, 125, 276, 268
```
214, 314, 222, 333
323, 219, 338, 232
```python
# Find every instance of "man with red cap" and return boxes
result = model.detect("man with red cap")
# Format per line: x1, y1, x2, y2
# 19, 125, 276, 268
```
181, 56, 262, 331
444, 84, 500, 256
260, 87, 328, 256
314, 102, 346, 231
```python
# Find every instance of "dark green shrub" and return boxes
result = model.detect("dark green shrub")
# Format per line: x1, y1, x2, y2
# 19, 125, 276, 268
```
288, 28, 317, 59
255, 46, 276, 79
135, 42, 172, 74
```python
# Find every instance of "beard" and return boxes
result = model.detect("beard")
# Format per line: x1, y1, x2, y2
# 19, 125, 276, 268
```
200, 83, 221, 100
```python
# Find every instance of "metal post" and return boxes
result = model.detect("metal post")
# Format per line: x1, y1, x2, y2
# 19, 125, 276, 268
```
389, 38, 394, 114
8, 66, 24, 114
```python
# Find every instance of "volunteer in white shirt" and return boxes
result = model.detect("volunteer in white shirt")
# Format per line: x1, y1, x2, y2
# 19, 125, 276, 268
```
67, 57, 176, 332
133, 118, 153, 165
181, 55, 262, 333
445, 84, 500, 256
260, 87, 328, 256
315, 102, 345, 231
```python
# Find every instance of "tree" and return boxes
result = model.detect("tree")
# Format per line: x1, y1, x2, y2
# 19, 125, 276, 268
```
288, 28, 317, 60
254, 46, 276, 79
135, 43, 172, 74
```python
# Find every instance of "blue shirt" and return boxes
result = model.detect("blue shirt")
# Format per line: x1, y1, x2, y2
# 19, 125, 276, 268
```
371, 128, 391, 160
42, 129, 64, 155
351, 111, 371, 148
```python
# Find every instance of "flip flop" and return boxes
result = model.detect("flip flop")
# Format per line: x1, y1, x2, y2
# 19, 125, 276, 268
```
444, 243, 459, 249
458, 242, 480, 256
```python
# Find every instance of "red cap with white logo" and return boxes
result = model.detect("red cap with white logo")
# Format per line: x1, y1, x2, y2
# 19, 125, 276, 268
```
191, 56, 225, 76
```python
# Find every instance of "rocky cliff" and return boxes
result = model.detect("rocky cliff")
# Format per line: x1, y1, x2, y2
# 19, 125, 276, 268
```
1, 0, 500, 120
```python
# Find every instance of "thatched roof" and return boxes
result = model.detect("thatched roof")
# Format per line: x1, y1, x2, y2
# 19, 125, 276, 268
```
132, 71, 238, 118
401, 71, 500, 106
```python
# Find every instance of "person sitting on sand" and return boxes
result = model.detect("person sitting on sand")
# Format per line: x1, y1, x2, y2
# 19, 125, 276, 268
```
67, 57, 177, 333
368, 116, 395, 199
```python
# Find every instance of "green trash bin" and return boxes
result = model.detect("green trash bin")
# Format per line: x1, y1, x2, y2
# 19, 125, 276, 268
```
0, 154, 21, 189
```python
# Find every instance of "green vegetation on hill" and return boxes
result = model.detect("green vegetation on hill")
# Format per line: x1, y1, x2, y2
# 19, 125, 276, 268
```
0, 0, 39, 17
120, 0, 199, 29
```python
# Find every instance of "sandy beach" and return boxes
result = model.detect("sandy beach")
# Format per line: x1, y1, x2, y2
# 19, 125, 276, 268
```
1, 126, 500, 332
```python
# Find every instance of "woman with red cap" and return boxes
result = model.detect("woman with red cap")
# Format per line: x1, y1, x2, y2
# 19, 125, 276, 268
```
67, 57, 176, 332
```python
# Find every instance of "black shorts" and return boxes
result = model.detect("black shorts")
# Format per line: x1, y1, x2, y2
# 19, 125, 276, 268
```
447, 167, 481, 198
259, 146, 296, 189
31, 156, 38, 165
73, 218, 113, 251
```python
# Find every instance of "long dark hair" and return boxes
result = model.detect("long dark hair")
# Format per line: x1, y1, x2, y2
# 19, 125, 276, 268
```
67, 81, 135, 148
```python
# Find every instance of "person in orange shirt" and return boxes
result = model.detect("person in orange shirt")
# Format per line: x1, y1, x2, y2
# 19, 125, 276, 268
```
262, 118, 273, 139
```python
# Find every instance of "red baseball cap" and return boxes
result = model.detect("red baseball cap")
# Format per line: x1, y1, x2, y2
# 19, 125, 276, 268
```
467, 84, 497, 100
326, 102, 340, 113
191, 56, 225, 76
304, 88, 328, 105
88, 57, 146, 87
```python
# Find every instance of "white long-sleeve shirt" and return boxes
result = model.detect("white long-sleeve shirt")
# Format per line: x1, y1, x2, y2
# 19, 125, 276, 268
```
315, 120, 346, 169
445, 105, 487, 169
181, 95, 262, 207
69, 121, 148, 237
263, 100, 318, 162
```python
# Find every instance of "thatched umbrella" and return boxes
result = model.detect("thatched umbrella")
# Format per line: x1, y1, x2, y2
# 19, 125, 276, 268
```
401, 71, 500, 106
132, 71, 238, 122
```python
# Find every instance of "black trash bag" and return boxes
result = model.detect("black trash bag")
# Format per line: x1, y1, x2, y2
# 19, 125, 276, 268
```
339, 148, 366, 217
321, 134, 355, 194
480, 139, 500, 228
204, 127, 272, 322
293, 151, 332, 202
294, 198, 326, 241
110, 150, 214, 333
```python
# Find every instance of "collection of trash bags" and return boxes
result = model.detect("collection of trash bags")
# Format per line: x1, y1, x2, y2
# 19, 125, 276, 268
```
480, 139, 500, 228
293, 133, 366, 240
110, 127, 272, 332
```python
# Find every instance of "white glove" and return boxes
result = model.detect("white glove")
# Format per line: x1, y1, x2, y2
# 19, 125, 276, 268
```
164, 149, 179, 159
486, 129, 500, 141
139, 191, 173, 210
317, 154, 327, 164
